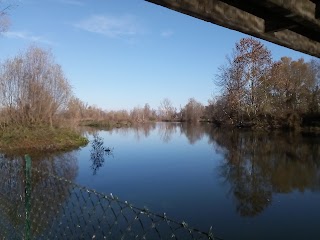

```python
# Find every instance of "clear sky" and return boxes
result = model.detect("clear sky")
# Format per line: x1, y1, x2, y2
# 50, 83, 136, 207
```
1, 0, 314, 111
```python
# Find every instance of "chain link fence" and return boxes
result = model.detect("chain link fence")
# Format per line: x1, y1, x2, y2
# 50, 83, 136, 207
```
0, 155, 217, 240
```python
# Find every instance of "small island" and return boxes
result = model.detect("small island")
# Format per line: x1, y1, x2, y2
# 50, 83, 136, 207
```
0, 126, 88, 154
0, 47, 89, 153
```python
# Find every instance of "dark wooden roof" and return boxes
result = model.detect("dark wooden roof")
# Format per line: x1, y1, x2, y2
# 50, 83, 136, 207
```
146, 0, 320, 57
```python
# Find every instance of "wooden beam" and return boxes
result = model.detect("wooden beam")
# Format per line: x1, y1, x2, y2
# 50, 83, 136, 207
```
145, 0, 320, 57
315, 1, 320, 19
260, 0, 320, 31
264, 20, 297, 33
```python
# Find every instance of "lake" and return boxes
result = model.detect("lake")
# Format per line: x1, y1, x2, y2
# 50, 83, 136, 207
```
2, 122, 320, 239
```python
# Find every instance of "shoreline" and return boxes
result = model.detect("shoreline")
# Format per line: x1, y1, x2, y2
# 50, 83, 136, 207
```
0, 126, 88, 154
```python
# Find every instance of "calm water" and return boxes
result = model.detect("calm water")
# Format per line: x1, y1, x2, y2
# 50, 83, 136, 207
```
3, 122, 320, 239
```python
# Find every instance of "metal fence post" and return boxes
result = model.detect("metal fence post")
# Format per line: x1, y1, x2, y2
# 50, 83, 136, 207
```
25, 154, 32, 240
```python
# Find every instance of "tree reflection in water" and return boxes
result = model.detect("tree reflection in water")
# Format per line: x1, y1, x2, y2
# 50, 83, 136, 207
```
90, 133, 113, 175
180, 122, 208, 145
49, 123, 320, 220
209, 128, 320, 217
84, 123, 320, 217
158, 122, 179, 143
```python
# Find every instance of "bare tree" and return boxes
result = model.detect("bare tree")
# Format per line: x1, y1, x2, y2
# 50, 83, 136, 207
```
215, 37, 272, 125
0, 46, 72, 127
64, 97, 88, 123
270, 57, 315, 114
130, 106, 143, 122
212, 37, 320, 129
308, 59, 320, 113
143, 103, 151, 121
181, 98, 204, 122
159, 98, 176, 121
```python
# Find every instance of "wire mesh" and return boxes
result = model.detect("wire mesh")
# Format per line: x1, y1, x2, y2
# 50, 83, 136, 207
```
0, 156, 216, 240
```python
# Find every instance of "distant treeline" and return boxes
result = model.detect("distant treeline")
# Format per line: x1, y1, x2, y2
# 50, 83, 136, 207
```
1, 38, 319, 133
64, 97, 206, 127
0, 46, 206, 130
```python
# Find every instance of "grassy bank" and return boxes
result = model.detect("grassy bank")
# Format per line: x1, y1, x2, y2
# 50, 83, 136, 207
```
0, 126, 88, 153
80, 120, 132, 129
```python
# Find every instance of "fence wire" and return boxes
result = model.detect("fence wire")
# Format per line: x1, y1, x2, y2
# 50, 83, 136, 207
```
0, 156, 216, 240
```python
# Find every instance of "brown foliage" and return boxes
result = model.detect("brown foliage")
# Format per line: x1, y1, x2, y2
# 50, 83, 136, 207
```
212, 37, 320, 129
159, 98, 177, 121
181, 98, 204, 122
0, 46, 72, 127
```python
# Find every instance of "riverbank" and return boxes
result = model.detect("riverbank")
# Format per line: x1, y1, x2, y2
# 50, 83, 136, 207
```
208, 112, 320, 132
80, 120, 132, 129
0, 126, 88, 154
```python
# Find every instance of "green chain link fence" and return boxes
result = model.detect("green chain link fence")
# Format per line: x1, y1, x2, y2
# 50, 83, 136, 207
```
0, 155, 218, 240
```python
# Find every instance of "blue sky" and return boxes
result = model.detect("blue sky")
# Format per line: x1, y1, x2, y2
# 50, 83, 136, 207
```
1, 0, 313, 110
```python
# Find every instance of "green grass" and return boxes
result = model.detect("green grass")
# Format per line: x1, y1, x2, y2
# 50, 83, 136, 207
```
80, 120, 132, 129
0, 125, 88, 153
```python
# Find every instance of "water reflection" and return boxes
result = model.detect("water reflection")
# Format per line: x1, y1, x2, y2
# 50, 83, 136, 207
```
209, 128, 320, 217
0, 151, 78, 237
180, 123, 207, 145
132, 122, 157, 140
102, 122, 208, 144
90, 133, 114, 175
88, 123, 320, 218
158, 122, 179, 143
1, 122, 320, 236
105, 123, 157, 141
